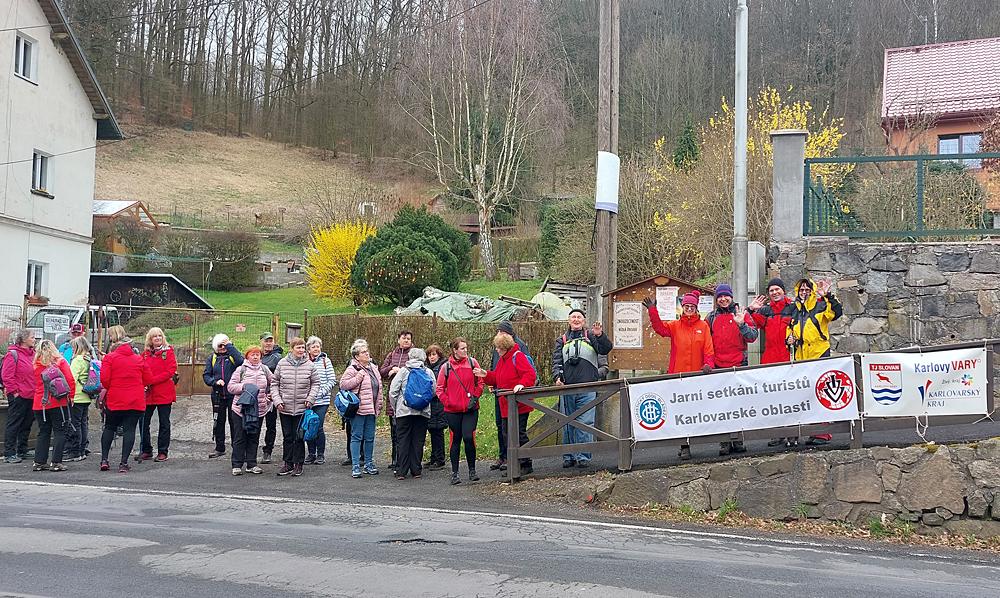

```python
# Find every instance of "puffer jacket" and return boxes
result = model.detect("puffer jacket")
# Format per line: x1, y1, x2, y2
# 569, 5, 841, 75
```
32, 357, 75, 411
271, 355, 318, 416
379, 346, 409, 417
389, 358, 434, 419
340, 360, 382, 417
426, 358, 448, 429
309, 353, 337, 406
143, 345, 177, 405
1, 344, 36, 398
786, 279, 843, 361
227, 362, 274, 417
100, 342, 152, 411
750, 296, 794, 364
647, 305, 716, 374
436, 355, 484, 413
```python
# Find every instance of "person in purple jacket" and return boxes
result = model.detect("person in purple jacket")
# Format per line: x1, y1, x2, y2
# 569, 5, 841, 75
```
3, 329, 37, 463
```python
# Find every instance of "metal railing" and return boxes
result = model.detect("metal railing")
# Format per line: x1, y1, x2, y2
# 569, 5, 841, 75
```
804, 152, 1000, 238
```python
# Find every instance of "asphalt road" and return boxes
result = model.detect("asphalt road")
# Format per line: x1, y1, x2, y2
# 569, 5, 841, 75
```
1, 479, 999, 598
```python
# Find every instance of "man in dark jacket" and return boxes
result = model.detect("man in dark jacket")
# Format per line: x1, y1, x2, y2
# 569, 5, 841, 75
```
707, 283, 758, 456
202, 334, 244, 458
552, 309, 612, 468
380, 330, 413, 470
259, 332, 284, 463
489, 321, 531, 471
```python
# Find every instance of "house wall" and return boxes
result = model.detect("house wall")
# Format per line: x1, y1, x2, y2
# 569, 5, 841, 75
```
0, 0, 98, 306
886, 116, 990, 155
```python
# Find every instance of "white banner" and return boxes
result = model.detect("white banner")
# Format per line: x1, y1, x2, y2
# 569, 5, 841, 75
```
630, 357, 858, 441
861, 348, 988, 417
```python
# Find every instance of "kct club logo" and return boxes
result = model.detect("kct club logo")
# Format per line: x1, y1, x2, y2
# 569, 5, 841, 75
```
635, 393, 667, 431
815, 370, 855, 410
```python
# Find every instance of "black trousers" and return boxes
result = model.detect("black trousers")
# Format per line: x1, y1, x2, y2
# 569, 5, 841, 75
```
140, 404, 172, 455
230, 410, 261, 468
4, 395, 34, 458
394, 415, 428, 477
389, 415, 398, 465
501, 412, 532, 467
102, 410, 142, 465
494, 393, 507, 461
263, 408, 278, 453
34, 407, 69, 465
428, 427, 445, 464
212, 393, 232, 452
66, 402, 90, 458
446, 410, 478, 473
279, 412, 305, 465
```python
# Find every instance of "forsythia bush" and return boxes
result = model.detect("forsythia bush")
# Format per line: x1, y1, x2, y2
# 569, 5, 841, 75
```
306, 222, 376, 299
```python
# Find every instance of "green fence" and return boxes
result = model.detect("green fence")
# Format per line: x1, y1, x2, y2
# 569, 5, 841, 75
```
804, 152, 1000, 238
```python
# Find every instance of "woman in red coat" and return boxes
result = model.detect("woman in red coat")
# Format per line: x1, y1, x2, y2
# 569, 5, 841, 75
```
474, 332, 536, 475
31, 340, 75, 472
138, 327, 177, 462
436, 337, 485, 485
99, 336, 151, 473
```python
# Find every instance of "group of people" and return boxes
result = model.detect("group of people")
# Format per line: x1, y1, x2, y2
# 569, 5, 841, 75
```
642, 277, 843, 458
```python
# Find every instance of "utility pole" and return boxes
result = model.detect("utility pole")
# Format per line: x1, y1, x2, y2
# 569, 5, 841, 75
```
732, 0, 749, 307
595, 0, 620, 296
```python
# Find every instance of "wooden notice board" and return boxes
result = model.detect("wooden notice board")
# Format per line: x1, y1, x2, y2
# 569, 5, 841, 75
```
604, 274, 712, 372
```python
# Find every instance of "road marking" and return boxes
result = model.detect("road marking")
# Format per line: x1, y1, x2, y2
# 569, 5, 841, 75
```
0, 478, 994, 566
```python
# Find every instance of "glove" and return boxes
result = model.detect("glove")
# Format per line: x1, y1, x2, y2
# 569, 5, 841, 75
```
702, 365, 712, 374
641, 297, 656, 309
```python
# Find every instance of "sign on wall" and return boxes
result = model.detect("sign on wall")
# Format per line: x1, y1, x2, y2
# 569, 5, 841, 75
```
655, 286, 678, 321
629, 357, 859, 441
861, 347, 988, 417
613, 301, 643, 349
42, 314, 71, 335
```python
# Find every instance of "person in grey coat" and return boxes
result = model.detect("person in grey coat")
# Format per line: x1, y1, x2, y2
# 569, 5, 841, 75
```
271, 337, 318, 477
388, 348, 433, 479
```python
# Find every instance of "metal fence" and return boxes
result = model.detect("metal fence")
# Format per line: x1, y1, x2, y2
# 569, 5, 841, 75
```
804, 152, 1000, 238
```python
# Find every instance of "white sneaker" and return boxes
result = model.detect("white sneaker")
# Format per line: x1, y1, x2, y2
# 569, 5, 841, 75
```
232, 467, 243, 476
248, 466, 263, 474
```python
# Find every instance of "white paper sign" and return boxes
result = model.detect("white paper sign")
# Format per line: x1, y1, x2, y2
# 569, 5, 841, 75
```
861, 348, 988, 417
697, 296, 714, 318
613, 301, 643, 349
42, 314, 71, 335
630, 357, 859, 441
594, 151, 620, 213
655, 286, 679, 321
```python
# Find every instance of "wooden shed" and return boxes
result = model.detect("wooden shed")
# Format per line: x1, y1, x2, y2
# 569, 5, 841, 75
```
603, 274, 712, 373
92, 199, 159, 254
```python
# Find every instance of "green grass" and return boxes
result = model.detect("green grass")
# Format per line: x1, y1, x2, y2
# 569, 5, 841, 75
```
260, 239, 304, 255
458, 278, 541, 301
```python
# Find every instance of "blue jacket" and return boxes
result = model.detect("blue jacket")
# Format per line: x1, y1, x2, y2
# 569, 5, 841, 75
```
202, 344, 245, 396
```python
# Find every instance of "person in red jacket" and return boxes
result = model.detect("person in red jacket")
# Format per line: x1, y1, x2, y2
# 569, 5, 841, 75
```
642, 290, 715, 460
31, 340, 75, 472
139, 327, 177, 462
474, 332, 536, 475
99, 336, 152, 473
706, 283, 759, 456
436, 337, 485, 486
3, 329, 37, 463
748, 278, 798, 448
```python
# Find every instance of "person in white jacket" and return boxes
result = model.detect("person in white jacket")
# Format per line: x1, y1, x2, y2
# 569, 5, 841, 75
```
388, 348, 433, 480
305, 336, 337, 465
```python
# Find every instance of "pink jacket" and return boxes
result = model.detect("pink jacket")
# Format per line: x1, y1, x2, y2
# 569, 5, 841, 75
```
1, 345, 36, 398
340, 360, 382, 417
227, 362, 274, 417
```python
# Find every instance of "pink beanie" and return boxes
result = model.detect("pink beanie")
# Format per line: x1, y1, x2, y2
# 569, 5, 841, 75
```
681, 291, 700, 307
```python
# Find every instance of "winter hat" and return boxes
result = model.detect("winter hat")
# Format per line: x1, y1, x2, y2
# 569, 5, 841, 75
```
681, 291, 701, 307
766, 278, 785, 291
70, 323, 85, 336
714, 284, 733, 299
568, 308, 586, 318
497, 321, 515, 336
211, 333, 229, 351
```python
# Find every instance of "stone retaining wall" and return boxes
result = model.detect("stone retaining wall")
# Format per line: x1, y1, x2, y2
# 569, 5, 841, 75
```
601, 440, 1000, 537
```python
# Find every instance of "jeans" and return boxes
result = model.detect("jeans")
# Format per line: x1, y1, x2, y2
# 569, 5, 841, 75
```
212, 393, 232, 452
34, 407, 69, 465
395, 415, 428, 477
101, 410, 142, 465
4, 395, 34, 458
561, 392, 596, 463
446, 410, 478, 473
65, 402, 90, 458
230, 410, 261, 468
344, 418, 365, 463
493, 393, 506, 461
279, 412, 305, 465
306, 404, 329, 458
349, 414, 376, 469
140, 404, 172, 455
263, 408, 278, 453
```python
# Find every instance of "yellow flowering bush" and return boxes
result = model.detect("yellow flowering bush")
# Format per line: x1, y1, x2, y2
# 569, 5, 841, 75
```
306, 222, 376, 299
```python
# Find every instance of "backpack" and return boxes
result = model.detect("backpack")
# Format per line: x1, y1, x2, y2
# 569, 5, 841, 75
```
82, 357, 102, 398
335, 389, 360, 418
300, 408, 321, 441
512, 350, 536, 375
41, 363, 72, 407
402, 368, 434, 410
0, 349, 18, 393
561, 331, 597, 367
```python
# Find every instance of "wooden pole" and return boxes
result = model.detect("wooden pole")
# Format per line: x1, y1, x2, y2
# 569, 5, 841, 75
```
595, 0, 619, 295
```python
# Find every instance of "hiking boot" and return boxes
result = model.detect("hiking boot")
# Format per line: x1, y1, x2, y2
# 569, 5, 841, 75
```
364, 464, 379, 475
260, 452, 272, 464
32, 463, 48, 472
292, 464, 304, 476
64, 455, 84, 462
563, 459, 577, 468
679, 445, 692, 461
4, 455, 22, 464
24, 449, 35, 458
248, 466, 264, 474
49, 463, 67, 472
489, 459, 505, 471
304, 454, 316, 465
314, 455, 325, 465
232, 467, 244, 476
577, 460, 591, 469
208, 449, 226, 459
352, 466, 362, 478
100, 460, 110, 471
450, 472, 461, 485
469, 468, 480, 482
136, 452, 152, 462
341, 458, 352, 466
277, 462, 294, 476
154, 453, 168, 462
767, 438, 785, 447
719, 442, 732, 457
118, 463, 130, 474
428, 461, 445, 471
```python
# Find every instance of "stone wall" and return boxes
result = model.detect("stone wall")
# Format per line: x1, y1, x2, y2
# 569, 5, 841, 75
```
603, 440, 1000, 537
769, 238, 1000, 353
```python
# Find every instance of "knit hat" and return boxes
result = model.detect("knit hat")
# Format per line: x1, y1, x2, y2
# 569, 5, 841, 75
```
766, 278, 785, 291
70, 323, 85, 336
568, 308, 586, 318
714, 284, 733, 298
681, 291, 700, 307
497, 321, 515, 336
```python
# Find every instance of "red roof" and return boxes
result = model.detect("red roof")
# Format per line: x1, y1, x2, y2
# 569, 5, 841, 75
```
882, 36, 1000, 120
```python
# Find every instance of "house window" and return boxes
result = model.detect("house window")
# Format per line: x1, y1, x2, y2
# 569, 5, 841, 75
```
25, 262, 47, 298
938, 133, 983, 168
14, 33, 37, 81
31, 151, 51, 194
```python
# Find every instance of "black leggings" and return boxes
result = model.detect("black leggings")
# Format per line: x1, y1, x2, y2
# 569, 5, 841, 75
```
446, 410, 478, 473
101, 410, 143, 465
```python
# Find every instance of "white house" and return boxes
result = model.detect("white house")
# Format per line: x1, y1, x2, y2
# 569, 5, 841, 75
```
0, 0, 121, 307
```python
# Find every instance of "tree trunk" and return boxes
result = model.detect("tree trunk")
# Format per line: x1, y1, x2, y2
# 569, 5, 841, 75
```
478, 204, 498, 280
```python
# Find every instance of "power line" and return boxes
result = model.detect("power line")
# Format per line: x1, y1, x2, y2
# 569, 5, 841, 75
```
0, 0, 237, 34
0, 0, 497, 168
